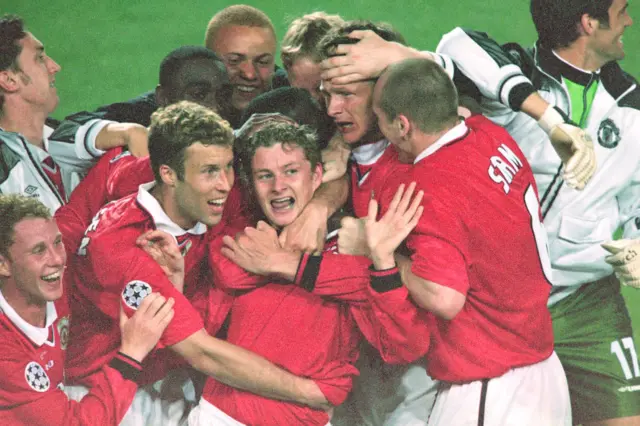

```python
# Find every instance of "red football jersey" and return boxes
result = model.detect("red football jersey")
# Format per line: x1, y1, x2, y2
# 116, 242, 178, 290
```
0, 294, 141, 426
201, 218, 430, 425
349, 140, 412, 219
406, 115, 554, 382
65, 183, 228, 386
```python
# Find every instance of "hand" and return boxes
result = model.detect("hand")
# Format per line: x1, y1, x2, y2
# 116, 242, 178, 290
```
280, 203, 328, 253
136, 230, 185, 293
537, 105, 596, 190
365, 182, 424, 269
320, 30, 429, 85
236, 113, 297, 141
338, 216, 368, 256
602, 239, 640, 289
321, 133, 350, 183
119, 293, 175, 362
222, 221, 284, 275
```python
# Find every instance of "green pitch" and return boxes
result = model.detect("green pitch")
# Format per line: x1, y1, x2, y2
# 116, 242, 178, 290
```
6, 0, 640, 341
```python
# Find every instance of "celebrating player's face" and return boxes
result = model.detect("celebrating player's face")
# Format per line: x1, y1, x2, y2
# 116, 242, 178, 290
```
589, 0, 633, 64
322, 79, 382, 146
162, 58, 231, 113
0, 218, 66, 306
251, 143, 322, 229
13, 33, 61, 114
174, 143, 234, 228
288, 57, 323, 104
211, 25, 276, 112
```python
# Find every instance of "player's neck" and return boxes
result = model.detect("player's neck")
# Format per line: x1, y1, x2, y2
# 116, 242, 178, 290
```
553, 42, 604, 73
2, 286, 47, 328
0, 102, 47, 149
150, 183, 197, 231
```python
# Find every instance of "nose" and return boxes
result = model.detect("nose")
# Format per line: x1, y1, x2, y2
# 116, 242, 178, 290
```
237, 61, 257, 81
272, 173, 287, 193
49, 244, 66, 268
47, 56, 61, 74
326, 96, 343, 118
217, 168, 233, 192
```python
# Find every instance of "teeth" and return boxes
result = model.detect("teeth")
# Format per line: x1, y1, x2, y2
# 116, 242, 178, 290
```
42, 272, 61, 282
208, 199, 225, 206
271, 197, 294, 210
236, 85, 256, 93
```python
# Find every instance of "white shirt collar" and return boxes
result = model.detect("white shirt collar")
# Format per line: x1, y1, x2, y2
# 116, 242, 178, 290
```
136, 182, 207, 236
551, 50, 600, 74
0, 290, 57, 347
351, 139, 390, 165
414, 121, 468, 164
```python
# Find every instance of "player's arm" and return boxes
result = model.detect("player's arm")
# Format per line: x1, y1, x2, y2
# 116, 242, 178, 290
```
170, 329, 330, 409
321, 132, 351, 183
0, 294, 173, 426
279, 174, 349, 253
94, 122, 149, 157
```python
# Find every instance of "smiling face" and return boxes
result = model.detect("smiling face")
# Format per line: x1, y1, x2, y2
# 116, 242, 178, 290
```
322, 78, 382, 146
0, 218, 66, 307
212, 25, 276, 112
588, 0, 633, 66
172, 143, 235, 228
159, 57, 230, 112
11, 33, 61, 114
251, 142, 322, 228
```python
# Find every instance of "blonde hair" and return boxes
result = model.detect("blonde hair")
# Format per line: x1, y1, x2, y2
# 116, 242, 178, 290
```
204, 5, 275, 50
281, 12, 345, 70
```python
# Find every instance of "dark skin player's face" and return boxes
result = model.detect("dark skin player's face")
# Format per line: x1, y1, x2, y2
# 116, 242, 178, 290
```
158, 58, 231, 113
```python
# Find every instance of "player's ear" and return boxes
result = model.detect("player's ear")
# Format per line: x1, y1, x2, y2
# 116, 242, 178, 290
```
159, 164, 178, 187
0, 254, 11, 278
579, 13, 598, 36
155, 84, 169, 108
396, 114, 411, 139
0, 69, 20, 93
311, 161, 323, 191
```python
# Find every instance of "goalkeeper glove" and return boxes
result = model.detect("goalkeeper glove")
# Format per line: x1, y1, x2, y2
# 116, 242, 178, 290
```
538, 105, 597, 190
602, 239, 640, 289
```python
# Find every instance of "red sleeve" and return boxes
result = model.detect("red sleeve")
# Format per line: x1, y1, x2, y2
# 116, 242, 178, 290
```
293, 252, 371, 304
88, 237, 204, 347
351, 267, 431, 364
55, 147, 125, 252
106, 155, 154, 202
0, 350, 140, 426
406, 194, 470, 295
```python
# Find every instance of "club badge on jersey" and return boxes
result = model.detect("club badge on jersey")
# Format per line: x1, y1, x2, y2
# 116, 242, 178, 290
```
597, 119, 621, 149
57, 315, 70, 350
25, 361, 50, 392
122, 280, 152, 310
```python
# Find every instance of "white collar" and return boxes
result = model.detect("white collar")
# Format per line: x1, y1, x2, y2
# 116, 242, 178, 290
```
136, 182, 207, 237
351, 139, 390, 165
414, 122, 468, 164
551, 50, 600, 74
0, 290, 57, 347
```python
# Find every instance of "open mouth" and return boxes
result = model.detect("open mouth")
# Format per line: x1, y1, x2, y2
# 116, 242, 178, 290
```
336, 121, 355, 133
235, 85, 258, 94
42, 271, 62, 283
208, 198, 226, 212
270, 196, 294, 211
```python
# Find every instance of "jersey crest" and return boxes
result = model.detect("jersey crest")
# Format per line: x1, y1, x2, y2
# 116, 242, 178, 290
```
25, 361, 50, 392
597, 118, 621, 149
122, 280, 152, 310
57, 315, 70, 350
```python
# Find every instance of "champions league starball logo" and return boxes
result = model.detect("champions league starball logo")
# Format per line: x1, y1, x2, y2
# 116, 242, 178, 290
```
25, 362, 50, 392
122, 280, 152, 310
597, 119, 621, 149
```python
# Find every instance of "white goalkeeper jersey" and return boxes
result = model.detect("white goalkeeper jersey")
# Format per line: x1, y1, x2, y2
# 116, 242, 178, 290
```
434, 27, 640, 305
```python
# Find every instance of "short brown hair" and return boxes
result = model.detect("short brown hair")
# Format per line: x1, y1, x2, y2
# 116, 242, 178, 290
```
319, 20, 406, 62
204, 5, 275, 50
148, 100, 234, 183
0, 15, 27, 112
236, 120, 320, 189
0, 194, 51, 258
281, 12, 344, 70
378, 58, 459, 134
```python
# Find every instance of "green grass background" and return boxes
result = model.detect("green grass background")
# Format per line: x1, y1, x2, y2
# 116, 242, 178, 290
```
5, 0, 640, 345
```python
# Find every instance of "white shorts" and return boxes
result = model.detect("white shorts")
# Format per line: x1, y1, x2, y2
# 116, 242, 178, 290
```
65, 369, 196, 426
427, 352, 571, 426
332, 342, 438, 426
189, 398, 333, 426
